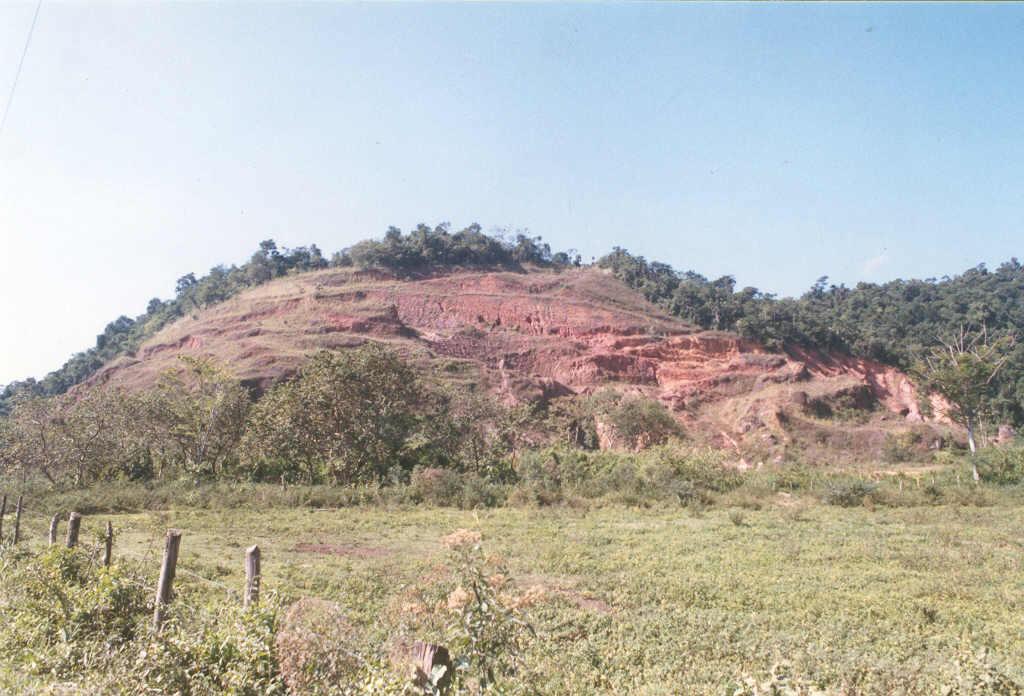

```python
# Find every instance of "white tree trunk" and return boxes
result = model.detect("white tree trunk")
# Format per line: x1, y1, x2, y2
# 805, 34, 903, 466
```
967, 419, 979, 483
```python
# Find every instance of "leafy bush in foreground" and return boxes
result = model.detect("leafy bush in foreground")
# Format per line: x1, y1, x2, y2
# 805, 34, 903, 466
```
0, 545, 148, 677
0, 544, 284, 694
0, 525, 545, 695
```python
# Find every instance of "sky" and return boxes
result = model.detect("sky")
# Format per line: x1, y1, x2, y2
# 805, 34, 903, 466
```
1, 2, 1023, 385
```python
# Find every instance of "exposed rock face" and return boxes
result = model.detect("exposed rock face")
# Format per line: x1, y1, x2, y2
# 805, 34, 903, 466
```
85, 266, 951, 461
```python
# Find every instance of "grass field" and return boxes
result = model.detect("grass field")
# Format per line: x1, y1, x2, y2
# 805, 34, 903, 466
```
9, 495, 1022, 694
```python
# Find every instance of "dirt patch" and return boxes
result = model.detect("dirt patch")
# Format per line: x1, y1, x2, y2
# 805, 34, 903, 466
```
562, 591, 614, 615
774, 492, 802, 508
519, 573, 615, 615
293, 542, 389, 558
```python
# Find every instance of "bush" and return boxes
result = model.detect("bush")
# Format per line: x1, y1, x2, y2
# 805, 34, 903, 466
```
0, 544, 285, 693
508, 443, 740, 507
0, 545, 150, 678
604, 395, 684, 449
823, 479, 878, 507
975, 445, 1024, 485
376, 529, 539, 695
410, 467, 465, 507
883, 431, 923, 463
459, 473, 506, 509
408, 468, 506, 509
276, 598, 362, 695
128, 600, 285, 694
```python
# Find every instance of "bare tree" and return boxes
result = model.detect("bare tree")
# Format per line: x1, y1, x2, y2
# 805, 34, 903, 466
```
914, 326, 1014, 482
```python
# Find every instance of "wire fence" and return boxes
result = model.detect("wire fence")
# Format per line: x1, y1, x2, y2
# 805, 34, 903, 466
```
0, 491, 263, 631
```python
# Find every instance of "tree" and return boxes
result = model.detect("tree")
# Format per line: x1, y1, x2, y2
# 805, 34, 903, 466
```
175, 273, 198, 296
0, 388, 150, 486
914, 327, 1014, 482
240, 344, 431, 483
420, 387, 520, 481
148, 356, 251, 478
1, 394, 63, 484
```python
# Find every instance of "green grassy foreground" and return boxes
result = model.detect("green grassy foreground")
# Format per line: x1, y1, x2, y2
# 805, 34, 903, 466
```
7, 497, 1023, 693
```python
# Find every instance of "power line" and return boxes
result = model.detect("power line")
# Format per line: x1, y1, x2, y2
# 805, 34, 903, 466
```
0, 0, 43, 141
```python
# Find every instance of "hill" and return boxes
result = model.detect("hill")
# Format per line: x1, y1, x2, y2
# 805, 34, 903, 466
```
83, 264, 950, 464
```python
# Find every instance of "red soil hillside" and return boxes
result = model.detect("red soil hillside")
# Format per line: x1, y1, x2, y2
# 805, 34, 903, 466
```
86, 266, 951, 463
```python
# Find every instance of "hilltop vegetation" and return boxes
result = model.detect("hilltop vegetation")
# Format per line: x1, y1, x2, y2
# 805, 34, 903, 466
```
0, 226, 574, 415
599, 248, 1024, 424
1, 224, 1022, 434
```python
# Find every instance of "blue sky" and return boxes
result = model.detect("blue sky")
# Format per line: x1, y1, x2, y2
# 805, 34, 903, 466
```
1, 2, 1022, 384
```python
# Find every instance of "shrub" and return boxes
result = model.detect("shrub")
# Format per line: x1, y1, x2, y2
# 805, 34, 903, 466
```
509, 444, 742, 507
0, 545, 149, 678
604, 395, 684, 449
276, 598, 362, 695
0, 545, 285, 693
974, 445, 1024, 485
408, 468, 506, 509
822, 479, 878, 507
436, 530, 537, 693
883, 431, 923, 463
128, 600, 285, 695
459, 473, 506, 509
410, 467, 466, 507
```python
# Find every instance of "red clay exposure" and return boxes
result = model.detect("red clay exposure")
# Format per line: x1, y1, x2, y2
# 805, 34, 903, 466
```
84, 266, 953, 464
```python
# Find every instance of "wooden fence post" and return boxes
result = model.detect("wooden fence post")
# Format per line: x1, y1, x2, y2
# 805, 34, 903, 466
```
0, 493, 6, 542
153, 530, 182, 632
103, 521, 114, 567
244, 545, 261, 608
49, 514, 60, 545
13, 495, 23, 545
66, 512, 82, 548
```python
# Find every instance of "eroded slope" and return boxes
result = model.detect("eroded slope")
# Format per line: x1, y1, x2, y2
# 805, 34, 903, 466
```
87, 266, 949, 462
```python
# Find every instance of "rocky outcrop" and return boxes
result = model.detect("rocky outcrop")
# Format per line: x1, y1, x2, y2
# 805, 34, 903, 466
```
84, 266, 951, 461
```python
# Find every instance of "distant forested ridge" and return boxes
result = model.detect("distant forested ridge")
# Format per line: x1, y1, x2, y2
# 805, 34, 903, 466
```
597, 249, 1024, 424
2, 225, 1022, 424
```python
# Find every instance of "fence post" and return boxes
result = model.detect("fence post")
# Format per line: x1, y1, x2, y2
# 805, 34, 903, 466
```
244, 545, 261, 608
103, 521, 114, 567
66, 512, 82, 548
411, 641, 453, 692
0, 493, 6, 541
49, 513, 60, 545
153, 530, 182, 632
13, 495, 23, 545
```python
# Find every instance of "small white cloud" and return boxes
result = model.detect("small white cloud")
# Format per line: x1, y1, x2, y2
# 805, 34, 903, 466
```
862, 251, 890, 275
